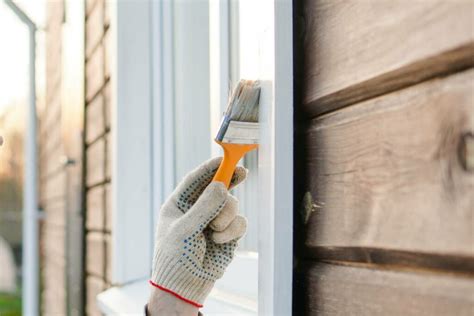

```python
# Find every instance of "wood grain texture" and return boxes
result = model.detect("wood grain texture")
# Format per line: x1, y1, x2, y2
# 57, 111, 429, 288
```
86, 185, 105, 230
86, 43, 105, 102
309, 247, 474, 275
86, 93, 105, 144
294, 262, 474, 316
86, 137, 106, 187
85, 0, 104, 58
86, 276, 105, 316
86, 232, 106, 278
301, 70, 474, 258
300, 0, 474, 117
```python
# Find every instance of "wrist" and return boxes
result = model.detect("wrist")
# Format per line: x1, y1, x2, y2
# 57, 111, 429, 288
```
148, 286, 199, 316
151, 249, 215, 306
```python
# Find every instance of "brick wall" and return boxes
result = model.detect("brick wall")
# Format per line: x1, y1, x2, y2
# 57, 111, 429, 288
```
84, 0, 113, 315
40, 2, 67, 315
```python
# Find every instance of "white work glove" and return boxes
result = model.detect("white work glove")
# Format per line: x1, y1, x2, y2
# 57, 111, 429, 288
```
150, 158, 248, 307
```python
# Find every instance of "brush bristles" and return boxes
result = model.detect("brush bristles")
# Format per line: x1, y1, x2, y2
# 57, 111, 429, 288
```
225, 80, 260, 122
215, 79, 260, 142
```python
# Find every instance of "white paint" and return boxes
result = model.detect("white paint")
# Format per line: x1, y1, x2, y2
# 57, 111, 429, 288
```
22, 14, 38, 316
209, 0, 229, 157
205, 251, 258, 313
257, 0, 294, 314
210, 0, 294, 314
102, 1, 293, 315
207, 3, 261, 313
208, 1, 294, 314
97, 277, 255, 316
97, 278, 151, 315
172, 0, 212, 182
110, 0, 153, 284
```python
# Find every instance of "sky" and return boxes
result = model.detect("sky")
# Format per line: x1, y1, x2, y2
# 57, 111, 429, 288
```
0, 0, 45, 115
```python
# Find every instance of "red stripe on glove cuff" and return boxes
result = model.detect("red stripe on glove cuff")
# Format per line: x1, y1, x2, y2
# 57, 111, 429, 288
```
149, 280, 204, 308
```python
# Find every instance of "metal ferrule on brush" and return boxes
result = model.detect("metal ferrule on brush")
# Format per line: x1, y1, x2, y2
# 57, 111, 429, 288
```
215, 115, 231, 142
215, 116, 259, 144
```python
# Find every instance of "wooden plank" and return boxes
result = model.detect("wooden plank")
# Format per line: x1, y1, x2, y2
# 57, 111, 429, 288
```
86, 185, 105, 230
86, 276, 105, 316
86, 0, 100, 18
40, 133, 63, 176
43, 171, 66, 203
104, 132, 111, 181
86, 43, 105, 102
44, 198, 67, 228
300, 0, 474, 117
294, 262, 474, 316
104, 0, 111, 27
105, 233, 112, 283
103, 81, 111, 129
42, 223, 66, 260
104, 183, 112, 231
309, 247, 474, 275
86, 93, 105, 144
104, 29, 112, 80
300, 70, 474, 258
86, 0, 105, 58
86, 137, 106, 187
86, 232, 106, 278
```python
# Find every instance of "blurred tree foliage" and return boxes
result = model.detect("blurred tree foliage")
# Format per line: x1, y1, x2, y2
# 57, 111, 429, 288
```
0, 106, 24, 248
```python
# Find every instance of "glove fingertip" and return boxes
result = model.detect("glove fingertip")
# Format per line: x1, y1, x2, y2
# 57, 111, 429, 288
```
208, 181, 227, 196
211, 215, 247, 244
230, 166, 248, 188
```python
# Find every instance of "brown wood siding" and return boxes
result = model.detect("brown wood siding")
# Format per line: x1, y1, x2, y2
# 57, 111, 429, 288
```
294, 1, 474, 315
300, 0, 474, 118
299, 262, 474, 316
84, 0, 112, 315
304, 70, 474, 258
42, 1, 112, 315
40, 2, 67, 315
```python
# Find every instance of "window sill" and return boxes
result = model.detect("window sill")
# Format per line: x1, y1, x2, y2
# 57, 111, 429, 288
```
97, 266, 257, 315
97, 279, 149, 315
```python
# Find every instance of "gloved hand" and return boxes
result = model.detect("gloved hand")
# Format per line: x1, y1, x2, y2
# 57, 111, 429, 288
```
150, 157, 248, 307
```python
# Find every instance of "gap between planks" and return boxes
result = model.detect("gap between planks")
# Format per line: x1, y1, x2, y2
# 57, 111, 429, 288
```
301, 246, 474, 278
300, 43, 474, 120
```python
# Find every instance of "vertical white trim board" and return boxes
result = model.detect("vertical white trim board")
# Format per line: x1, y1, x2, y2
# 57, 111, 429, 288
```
150, 0, 176, 227
257, 0, 293, 315
110, 0, 153, 284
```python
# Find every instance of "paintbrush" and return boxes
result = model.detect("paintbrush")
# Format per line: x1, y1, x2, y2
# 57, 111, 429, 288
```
213, 79, 260, 188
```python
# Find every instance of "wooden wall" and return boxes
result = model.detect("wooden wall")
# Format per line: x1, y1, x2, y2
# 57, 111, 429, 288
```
84, 0, 113, 315
293, 1, 474, 315
41, 1, 112, 315
40, 2, 67, 315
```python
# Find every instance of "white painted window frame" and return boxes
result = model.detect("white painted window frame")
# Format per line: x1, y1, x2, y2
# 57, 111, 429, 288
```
98, 2, 155, 312
108, 0, 153, 285
98, 0, 292, 314
237, 1, 293, 314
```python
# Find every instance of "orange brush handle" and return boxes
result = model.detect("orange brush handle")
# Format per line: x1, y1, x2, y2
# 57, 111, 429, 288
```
213, 141, 258, 188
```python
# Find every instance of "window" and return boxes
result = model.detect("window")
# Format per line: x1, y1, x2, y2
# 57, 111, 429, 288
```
98, 1, 292, 315
151, 2, 258, 313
